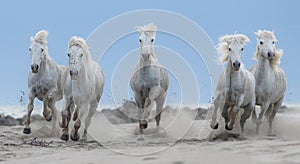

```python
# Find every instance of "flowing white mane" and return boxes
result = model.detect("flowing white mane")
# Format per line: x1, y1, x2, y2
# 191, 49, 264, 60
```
68, 36, 92, 63
33, 30, 48, 45
136, 23, 157, 37
217, 34, 250, 63
137, 23, 157, 32
253, 30, 283, 69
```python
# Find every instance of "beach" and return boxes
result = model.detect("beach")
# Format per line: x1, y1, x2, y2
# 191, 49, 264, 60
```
1, 105, 300, 164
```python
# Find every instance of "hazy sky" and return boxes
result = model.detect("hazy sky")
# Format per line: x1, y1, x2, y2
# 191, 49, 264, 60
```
0, 0, 299, 106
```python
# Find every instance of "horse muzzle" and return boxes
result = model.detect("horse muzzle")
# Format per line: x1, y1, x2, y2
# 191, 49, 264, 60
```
142, 53, 150, 60
267, 51, 275, 60
70, 70, 79, 80
232, 61, 241, 71
31, 64, 39, 73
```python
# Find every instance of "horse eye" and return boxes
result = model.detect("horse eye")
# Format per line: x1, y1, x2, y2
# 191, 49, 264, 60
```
80, 53, 83, 57
228, 48, 231, 51
139, 39, 142, 43
67, 53, 70, 57
41, 48, 44, 52
260, 41, 263, 45
272, 41, 275, 44
241, 48, 244, 51
29, 48, 31, 52
151, 39, 154, 43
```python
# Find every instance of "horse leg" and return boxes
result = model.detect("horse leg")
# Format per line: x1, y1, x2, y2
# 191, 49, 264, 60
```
59, 99, 73, 141
221, 104, 230, 126
240, 102, 255, 133
142, 86, 161, 128
23, 94, 35, 134
82, 101, 98, 141
155, 93, 166, 127
227, 95, 244, 131
210, 96, 224, 129
256, 102, 270, 134
48, 99, 58, 136
43, 100, 52, 121
251, 106, 257, 124
268, 96, 283, 135
135, 95, 146, 131
71, 104, 87, 141
227, 106, 239, 130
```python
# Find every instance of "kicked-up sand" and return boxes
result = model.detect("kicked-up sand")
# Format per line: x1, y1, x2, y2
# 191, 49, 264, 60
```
1, 106, 300, 164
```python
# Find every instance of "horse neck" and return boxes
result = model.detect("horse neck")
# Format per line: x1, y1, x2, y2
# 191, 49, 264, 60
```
255, 54, 272, 84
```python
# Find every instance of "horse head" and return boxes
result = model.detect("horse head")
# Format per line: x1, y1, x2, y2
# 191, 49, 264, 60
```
218, 34, 249, 71
29, 30, 48, 73
136, 23, 157, 61
254, 30, 278, 60
67, 36, 91, 80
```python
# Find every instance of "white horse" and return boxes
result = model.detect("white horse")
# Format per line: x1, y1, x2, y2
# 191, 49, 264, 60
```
130, 23, 169, 138
59, 36, 104, 141
24, 30, 65, 134
250, 30, 286, 135
210, 34, 256, 132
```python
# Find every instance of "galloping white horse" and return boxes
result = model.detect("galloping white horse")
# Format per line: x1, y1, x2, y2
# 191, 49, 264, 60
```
24, 30, 65, 134
250, 30, 286, 135
210, 34, 255, 132
130, 23, 169, 138
60, 36, 104, 141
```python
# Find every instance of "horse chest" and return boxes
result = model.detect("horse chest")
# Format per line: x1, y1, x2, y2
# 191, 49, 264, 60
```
134, 66, 160, 88
227, 88, 241, 103
227, 78, 243, 102
30, 74, 56, 99
32, 82, 51, 99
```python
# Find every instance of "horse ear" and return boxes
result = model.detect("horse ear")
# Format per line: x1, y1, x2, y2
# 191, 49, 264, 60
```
254, 30, 261, 38
219, 35, 231, 44
30, 37, 34, 43
240, 35, 250, 44
135, 26, 143, 33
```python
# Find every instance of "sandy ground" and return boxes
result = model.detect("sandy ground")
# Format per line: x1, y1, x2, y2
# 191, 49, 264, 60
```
1, 107, 300, 164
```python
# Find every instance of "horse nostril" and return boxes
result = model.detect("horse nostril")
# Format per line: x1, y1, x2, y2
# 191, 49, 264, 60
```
233, 61, 240, 69
31, 64, 38, 70
268, 52, 275, 58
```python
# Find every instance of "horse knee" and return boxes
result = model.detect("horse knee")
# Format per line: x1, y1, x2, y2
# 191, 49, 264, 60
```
74, 120, 81, 130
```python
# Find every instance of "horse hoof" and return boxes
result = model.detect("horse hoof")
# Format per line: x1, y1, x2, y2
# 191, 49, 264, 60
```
139, 123, 148, 129
71, 135, 80, 141
60, 134, 69, 141
225, 124, 233, 131
45, 114, 52, 121
23, 128, 31, 134
211, 123, 219, 129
